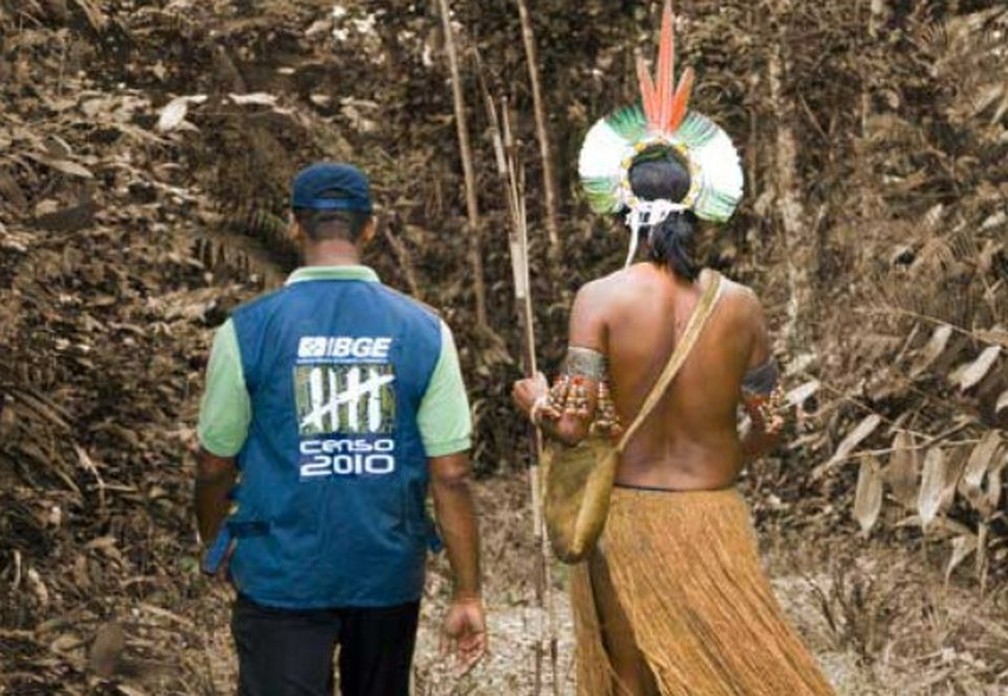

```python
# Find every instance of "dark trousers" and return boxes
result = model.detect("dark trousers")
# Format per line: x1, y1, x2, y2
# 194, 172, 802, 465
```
231, 594, 420, 696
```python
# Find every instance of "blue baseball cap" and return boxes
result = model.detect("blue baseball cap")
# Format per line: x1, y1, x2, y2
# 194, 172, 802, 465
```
290, 162, 373, 213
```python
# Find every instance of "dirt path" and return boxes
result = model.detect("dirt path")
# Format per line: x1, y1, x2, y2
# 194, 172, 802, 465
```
408, 479, 1007, 696
189, 477, 1006, 696
202, 571, 863, 695
411, 572, 872, 695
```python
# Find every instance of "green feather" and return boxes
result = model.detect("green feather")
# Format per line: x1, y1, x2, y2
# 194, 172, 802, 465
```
582, 176, 622, 213
605, 102, 649, 142
674, 112, 718, 149
695, 188, 738, 222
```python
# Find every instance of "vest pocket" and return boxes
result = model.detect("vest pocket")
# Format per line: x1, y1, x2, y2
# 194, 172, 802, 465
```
401, 476, 431, 544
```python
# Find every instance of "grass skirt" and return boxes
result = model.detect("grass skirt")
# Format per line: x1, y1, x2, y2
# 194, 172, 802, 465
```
571, 487, 835, 695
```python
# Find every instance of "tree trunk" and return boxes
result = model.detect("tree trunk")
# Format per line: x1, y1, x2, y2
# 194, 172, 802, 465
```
768, 3, 817, 359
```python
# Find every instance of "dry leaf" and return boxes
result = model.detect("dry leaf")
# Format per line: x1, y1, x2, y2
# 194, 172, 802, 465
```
977, 522, 989, 578
116, 685, 148, 696
49, 632, 83, 654
853, 456, 883, 535
955, 345, 1001, 391
918, 446, 947, 530
984, 449, 1007, 512
813, 413, 882, 479
228, 92, 278, 106
885, 431, 919, 508
898, 513, 973, 538
39, 157, 94, 178
156, 95, 207, 132
786, 379, 820, 407
944, 534, 977, 584
910, 323, 953, 377
44, 134, 74, 158
157, 97, 190, 132
894, 514, 922, 529
995, 389, 1008, 414
88, 622, 126, 677
26, 567, 49, 606
945, 447, 969, 499
975, 326, 1008, 349
959, 431, 1003, 508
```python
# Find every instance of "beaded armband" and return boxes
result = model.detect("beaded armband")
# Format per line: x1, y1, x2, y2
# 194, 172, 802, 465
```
744, 385, 788, 435
742, 360, 787, 435
544, 347, 623, 438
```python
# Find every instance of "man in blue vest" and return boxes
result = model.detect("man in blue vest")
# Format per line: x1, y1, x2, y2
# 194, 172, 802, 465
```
194, 162, 485, 696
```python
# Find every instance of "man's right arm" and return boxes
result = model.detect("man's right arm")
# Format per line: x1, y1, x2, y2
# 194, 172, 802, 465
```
194, 319, 250, 566
195, 449, 237, 543
417, 320, 486, 669
430, 452, 481, 600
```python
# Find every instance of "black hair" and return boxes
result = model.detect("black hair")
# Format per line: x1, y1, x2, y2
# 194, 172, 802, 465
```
627, 151, 700, 281
292, 200, 370, 242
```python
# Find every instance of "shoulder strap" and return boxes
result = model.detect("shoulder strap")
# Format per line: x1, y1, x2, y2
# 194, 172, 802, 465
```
614, 270, 724, 453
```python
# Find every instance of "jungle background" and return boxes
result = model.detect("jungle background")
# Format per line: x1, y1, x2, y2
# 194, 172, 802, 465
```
1, 0, 1006, 693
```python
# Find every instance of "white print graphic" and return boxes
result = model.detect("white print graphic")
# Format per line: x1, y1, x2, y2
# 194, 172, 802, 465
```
296, 364, 395, 435
301, 438, 395, 454
298, 336, 392, 360
299, 438, 396, 478
293, 337, 398, 479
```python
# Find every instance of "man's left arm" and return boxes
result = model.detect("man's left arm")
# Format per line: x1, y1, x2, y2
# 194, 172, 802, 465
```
512, 281, 608, 446
194, 319, 251, 563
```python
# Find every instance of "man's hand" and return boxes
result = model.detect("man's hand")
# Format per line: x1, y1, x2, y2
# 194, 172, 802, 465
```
513, 370, 596, 445
440, 596, 487, 675
195, 448, 237, 573
512, 372, 560, 423
429, 451, 484, 674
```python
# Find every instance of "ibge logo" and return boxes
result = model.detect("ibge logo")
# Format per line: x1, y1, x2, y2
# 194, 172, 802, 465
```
294, 335, 397, 480
298, 336, 392, 361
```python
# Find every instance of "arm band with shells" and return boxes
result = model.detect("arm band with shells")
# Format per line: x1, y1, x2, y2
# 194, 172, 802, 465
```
741, 360, 788, 435
545, 347, 623, 437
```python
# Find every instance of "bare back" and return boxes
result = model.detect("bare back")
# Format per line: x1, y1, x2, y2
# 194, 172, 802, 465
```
568, 263, 770, 490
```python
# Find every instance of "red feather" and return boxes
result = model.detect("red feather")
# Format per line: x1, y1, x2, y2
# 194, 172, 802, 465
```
666, 66, 694, 132
637, 57, 658, 125
656, 1, 675, 129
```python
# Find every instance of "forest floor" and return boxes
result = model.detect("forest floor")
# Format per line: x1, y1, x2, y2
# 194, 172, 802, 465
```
188, 478, 1007, 696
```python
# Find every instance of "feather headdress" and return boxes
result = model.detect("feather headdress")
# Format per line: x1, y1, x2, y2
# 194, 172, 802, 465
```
578, 2, 743, 264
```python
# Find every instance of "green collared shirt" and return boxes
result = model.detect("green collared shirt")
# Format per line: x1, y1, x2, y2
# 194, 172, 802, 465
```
197, 265, 472, 458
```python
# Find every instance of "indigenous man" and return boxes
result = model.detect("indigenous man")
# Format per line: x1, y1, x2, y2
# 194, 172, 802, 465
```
513, 5, 835, 695
195, 162, 486, 696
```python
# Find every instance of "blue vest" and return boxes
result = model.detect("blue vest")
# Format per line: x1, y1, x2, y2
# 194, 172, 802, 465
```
226, 277, 442, 609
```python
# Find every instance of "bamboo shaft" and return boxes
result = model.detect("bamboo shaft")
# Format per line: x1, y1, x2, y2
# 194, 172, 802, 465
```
437, 0, 488, 329
515, 0, 560, 258
500, 100, 560, 696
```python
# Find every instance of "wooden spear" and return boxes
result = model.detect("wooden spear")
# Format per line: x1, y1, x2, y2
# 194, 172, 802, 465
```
436, 0, 489, 330
483, 88, 560, 696
515, 0, 560, 261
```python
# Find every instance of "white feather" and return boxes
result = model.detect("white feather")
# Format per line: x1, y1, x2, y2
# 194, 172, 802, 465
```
694, 129, 743, 199
578, 120, 628, 179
